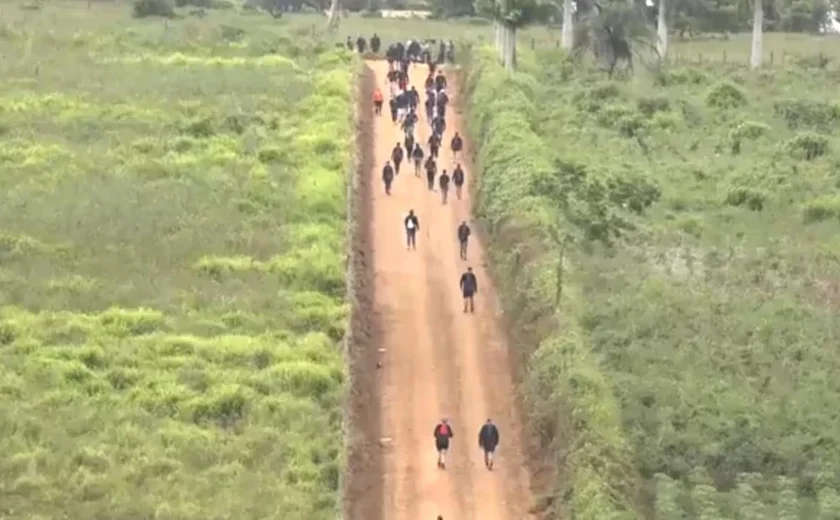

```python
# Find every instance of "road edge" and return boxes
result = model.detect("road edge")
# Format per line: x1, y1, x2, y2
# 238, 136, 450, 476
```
342, 62, 384, 520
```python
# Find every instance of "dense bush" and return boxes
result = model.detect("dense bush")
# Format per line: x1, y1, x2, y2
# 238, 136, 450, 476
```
464, 46, 637, 520
132, 0, 175, 17
468, 37, 840, 520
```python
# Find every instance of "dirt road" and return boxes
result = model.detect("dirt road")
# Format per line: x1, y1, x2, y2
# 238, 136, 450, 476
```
355, 59, 534, 520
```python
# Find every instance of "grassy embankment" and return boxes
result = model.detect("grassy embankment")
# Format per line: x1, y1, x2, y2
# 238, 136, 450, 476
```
0, 8, 355, 519
464, 41, 840, 520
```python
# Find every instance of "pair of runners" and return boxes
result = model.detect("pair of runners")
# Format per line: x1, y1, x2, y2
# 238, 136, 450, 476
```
433, 418, 500, 470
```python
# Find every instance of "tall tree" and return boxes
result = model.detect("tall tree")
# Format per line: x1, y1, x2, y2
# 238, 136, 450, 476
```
326, 0, 341, 29
562, 0, 575, 49
478, 0, 542, 70
750, 0, 763, 68
657, 0, 668, 58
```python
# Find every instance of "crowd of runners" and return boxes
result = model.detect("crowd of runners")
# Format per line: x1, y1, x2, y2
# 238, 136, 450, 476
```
370, 43, 503, 480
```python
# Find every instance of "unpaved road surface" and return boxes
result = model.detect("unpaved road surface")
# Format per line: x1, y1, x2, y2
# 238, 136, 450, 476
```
358, 59, 534, 520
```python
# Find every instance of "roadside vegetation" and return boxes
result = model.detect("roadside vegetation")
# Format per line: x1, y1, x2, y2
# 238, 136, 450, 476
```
465, 33, 840, 520
0, 5, 354, 519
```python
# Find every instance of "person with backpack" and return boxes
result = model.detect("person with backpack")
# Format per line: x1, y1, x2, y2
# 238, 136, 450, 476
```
478, 419, 500, 470
433, 418, 454, 469
372, 87, 383, 116
457, 221, 470, 260
424, 156, 437, 191
404, 209, 419, 250
382, 161, 394, 195
450, 132, 463, 161
438, 169, 450, 204
412, 143, 424, 177
452, 163, 465, 200
459, 267, 478, 313
391, 143, 404, 175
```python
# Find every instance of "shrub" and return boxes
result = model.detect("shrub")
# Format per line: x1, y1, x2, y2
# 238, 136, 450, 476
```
728, 121, 769, 154
637, 95, 670, 117
724, 186, 767, 211
803, 196, 840, 223
706, 81, 747, 110
786, 132, 829, 160
773, 99, 840, 131
464, 45, 636, 520
132, 0, 175, 18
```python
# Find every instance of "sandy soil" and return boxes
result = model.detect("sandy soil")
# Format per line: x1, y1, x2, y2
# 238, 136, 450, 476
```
346, 59, 534, 520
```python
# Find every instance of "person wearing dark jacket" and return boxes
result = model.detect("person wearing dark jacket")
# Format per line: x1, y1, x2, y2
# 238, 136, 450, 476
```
438, 169, 450, 204
428, 132, 440, 160
356, 35, 366, 54
436, 90, 449, 118
424, 156, 437, 191
412, 143, 424, 176
404, 133, 415, 160
382, 161, 394, 195
404, 209, 419, 250
450, 132, 463, 161
389, 97, 398, 123
433, 418, 454, 469
434, 71, 447, 92
452, 163, 465, 200
370, 33, 381, 53
457, 221, 470, 260
478, 419, 500, 470
424, 93, 435, 122
432, 115, 446, 138
459, 267, 478, 313
391, 143, 404, 175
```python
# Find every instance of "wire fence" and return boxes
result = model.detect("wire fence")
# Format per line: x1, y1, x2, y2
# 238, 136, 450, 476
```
523, 37, 838, 68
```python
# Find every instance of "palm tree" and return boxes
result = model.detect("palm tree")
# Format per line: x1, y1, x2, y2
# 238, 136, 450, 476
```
574, 2, 657, 76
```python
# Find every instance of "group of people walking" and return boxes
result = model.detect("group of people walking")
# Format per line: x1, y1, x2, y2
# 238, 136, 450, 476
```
374, 58, 477, 314
373, 53, 503, 480
433, 418, 500, 471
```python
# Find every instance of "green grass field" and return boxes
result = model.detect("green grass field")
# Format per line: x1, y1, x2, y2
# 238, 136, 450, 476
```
462, 30, 840, 520
5, 1, 840, 519
0, 5, 353, 519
